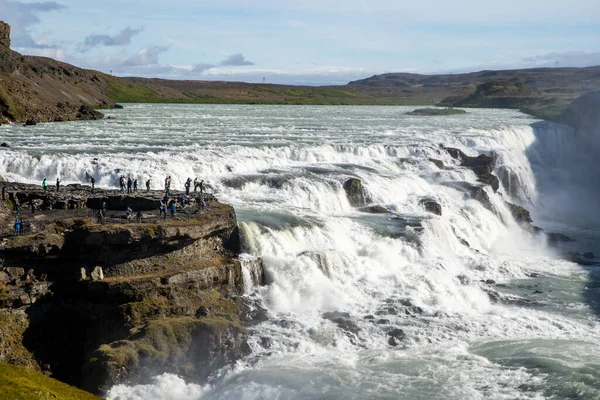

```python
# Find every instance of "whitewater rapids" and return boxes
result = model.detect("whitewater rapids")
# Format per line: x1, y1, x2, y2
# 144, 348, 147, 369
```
1, 104, 599, 400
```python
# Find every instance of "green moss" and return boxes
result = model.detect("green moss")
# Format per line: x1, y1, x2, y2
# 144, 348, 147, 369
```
0, 311, 37, 369
120, 296, 170, 325
0, 84, 22, 121
107, 81, 160, 103
0, 363, 102, 400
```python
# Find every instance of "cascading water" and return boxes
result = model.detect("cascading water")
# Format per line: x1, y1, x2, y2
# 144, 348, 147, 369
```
1, 104, 599, 399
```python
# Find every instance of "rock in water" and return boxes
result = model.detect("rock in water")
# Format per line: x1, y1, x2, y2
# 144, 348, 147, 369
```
387, 328, 406, 346
24, 120, 37, 126
76, 105, 104, 121
0, 142, 10, 147
358, 205, 391, 214
505, 202, 532, 224
420, 199, 442, 215
343, 178, 366, 207
90, 266, 103, 281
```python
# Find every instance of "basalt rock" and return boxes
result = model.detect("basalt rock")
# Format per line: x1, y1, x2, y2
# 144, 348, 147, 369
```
358, 205, 391, 214
343, 178, 367, 207
505, 202, 532, 224
0, 182, 264, 396
442, 146, 500, 192
420, 199, 442, 216
76, 105, 104, 121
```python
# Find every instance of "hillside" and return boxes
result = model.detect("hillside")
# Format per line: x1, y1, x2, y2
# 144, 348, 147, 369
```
349, 67, 600, 119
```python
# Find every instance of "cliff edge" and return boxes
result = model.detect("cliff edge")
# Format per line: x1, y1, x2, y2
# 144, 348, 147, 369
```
0, 183, 265, 396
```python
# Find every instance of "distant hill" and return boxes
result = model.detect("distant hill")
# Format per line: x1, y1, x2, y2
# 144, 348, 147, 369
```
348, 67, 600, 119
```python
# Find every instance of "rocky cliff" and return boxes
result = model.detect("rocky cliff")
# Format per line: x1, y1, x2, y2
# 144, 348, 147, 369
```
0, 21, 116, 125
0, 183, 265, 396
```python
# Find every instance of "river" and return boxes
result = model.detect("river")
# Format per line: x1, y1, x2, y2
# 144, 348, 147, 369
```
1, 104, 599, 400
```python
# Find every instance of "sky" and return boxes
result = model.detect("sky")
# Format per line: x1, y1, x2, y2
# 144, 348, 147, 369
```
1, 0, 600, 85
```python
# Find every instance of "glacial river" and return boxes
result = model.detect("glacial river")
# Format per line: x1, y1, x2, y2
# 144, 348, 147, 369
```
1, 104, 599, 400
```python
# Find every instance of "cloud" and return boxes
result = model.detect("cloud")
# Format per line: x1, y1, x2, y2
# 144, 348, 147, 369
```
523, 51, 600, 68
0, 0, 66, 48
78, 27, 143, 52
191, 63, 215, 73
120, 46, 168, 67
187, 54, 255, 73
219, 53, 254, 67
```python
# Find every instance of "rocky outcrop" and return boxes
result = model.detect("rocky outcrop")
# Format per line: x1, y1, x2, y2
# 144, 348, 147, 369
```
0, 21, 113, 125
420, 199, 442, 216
0, 22, 9, 49
443, 146, 500, 192
358, 205, 391, 214
0, 183, 263, 396
343, 178, 367, 207
505, 202, 532, 224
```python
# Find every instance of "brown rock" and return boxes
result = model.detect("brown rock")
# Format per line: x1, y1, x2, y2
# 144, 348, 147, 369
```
343, 178, 367, 207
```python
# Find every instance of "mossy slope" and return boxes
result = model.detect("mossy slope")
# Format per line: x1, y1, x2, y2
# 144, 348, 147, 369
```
0, 363, 102, 400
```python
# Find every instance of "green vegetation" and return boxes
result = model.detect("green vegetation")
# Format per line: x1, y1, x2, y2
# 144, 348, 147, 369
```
0, 311, 37, 368
0, 363, 102, 400
107, 80, 433, 106
106, 81, 161, 103
0, 83, 22, 121
407, 108, 467, 116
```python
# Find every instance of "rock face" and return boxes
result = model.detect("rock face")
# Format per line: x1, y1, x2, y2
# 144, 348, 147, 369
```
343, 178, 367, 207
0, 184, 263, 396
0, 22, 9, 49
443, 146, 500, 192
505, 202, 532, 224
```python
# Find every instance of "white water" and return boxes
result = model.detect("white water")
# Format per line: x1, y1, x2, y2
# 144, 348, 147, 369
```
1, 105, 599, 399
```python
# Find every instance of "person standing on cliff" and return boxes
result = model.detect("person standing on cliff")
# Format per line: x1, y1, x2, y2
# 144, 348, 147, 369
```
127, 177, 132, 194
170, 202, 176, 219
146, 179, 151, 192
199, 180, 204, 194
56, 178, 61, 192
14, 218, 21, 236
42, 178, 48, 193
193, 177, 198, 192
133, 179, 138, 193
90, 176, 95, 194
1, 184, 5, 200
185, 177, 191, 195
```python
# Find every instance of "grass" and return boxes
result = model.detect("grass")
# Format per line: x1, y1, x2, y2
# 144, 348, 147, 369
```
0, 83, 22, 121
106, 80, 434, 106
0, 363, 102, 400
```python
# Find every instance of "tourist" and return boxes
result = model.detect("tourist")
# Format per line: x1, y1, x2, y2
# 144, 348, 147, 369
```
97, 209, 105, 224
29, 199, 35, 214
55, 178, 61, 192
127, 177, 132, 194
1, 184, 5, 200
146, 179, 151, 192
199, 179, 204, 194
160, 204, 167, 220
119, 176, 125, 193
185, 177, 191, 195
170, 202, 176, 219
14, 219, 21, 236
136, 210, 143, 223
193, 177, 198, 192
90, 176, 95, 193
42, 178, 48, 193
125, 206, 133, 220
199, 197, 206, 210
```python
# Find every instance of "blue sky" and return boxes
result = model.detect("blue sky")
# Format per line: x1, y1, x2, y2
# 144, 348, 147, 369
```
2, 0, 600, 85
